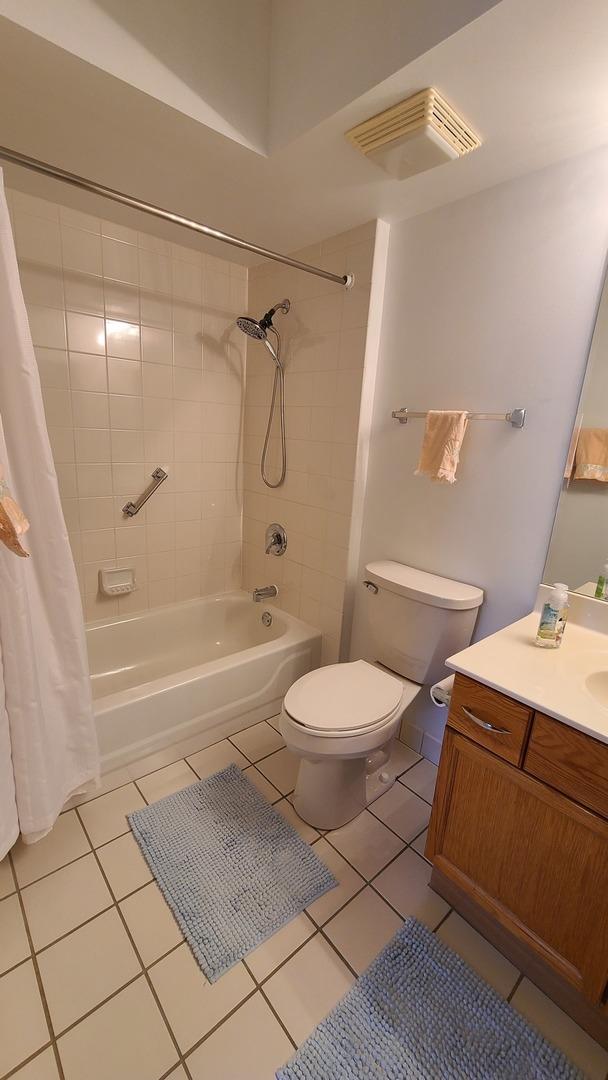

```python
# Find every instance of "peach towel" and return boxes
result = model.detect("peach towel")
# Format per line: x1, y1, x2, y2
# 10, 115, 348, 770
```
415, 410, 469, 484
0, 465, 29, 557
572, 428, 608, 482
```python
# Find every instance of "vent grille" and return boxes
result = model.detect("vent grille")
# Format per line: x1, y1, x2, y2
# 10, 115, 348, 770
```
346, 88, 481, 160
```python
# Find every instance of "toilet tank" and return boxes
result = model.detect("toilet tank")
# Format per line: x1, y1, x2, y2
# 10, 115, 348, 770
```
361, 561, 483, 685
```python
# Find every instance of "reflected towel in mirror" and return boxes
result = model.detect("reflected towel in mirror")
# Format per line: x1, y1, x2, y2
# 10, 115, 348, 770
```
572, 428, 608, 482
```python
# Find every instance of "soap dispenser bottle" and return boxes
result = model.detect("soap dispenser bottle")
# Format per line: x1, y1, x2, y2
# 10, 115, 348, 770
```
535, 583, 569, 649
595, 561, 608, 600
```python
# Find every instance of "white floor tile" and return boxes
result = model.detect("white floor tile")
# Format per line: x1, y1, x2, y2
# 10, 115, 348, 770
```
389, 740, 422, 776
264, 935, 355, 1046
136, 760, 198, 804
399, 758, 438, 804
437, 912, 519, 997
305, 838, 365, 925
120, 881, 183, 965
369, 782, 431, 842
327, 810, 404, 880
410, 828, 429, 861
78, 784, 146, 847
511, 978, 608, 1080
267, 715, 282, 732
21, 854, 112, 950
0, 854, 14, 898
186, 740, 249, 779
37, 908, 140, 1033
165, 1069, 188, 1080
243, 766, 282, 804
274, 799, 319, 843
230, 721, 284, 763
96, 832, 153, 900
373, 848, 449, 927
149, 943, 254, 1052
0, 893, 30, 974
256, 748, 300, 795
187, 992, 293, 1080
0, 960, 49, 1076
57, 976, 177, 1080
324, 887, 401, 974
11, 1047, 60, 1079
246, 913, 315, 982
12, 812, 90, 887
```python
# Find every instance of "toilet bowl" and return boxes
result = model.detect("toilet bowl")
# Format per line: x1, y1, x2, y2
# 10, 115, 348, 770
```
281, 561, 484, 830
280, 660, 421, 830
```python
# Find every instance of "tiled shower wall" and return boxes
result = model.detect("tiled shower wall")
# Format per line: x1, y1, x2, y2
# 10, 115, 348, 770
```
7, 189, 246, 620
243, 223, 375, 664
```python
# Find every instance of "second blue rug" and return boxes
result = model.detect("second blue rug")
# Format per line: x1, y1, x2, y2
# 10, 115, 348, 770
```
129, 762, 337, 982
277, 918, 582, 1080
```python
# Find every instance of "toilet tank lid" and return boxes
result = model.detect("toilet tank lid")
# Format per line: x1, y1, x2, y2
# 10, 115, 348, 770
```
365, 561, 484, 611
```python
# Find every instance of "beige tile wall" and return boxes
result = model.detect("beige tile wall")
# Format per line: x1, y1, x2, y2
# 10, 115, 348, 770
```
7, 189, 247, 621
243, 223, 375, 664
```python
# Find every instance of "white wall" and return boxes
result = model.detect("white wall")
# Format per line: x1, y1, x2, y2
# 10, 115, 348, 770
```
350, 147, 608, 753
0, 0, 271, 152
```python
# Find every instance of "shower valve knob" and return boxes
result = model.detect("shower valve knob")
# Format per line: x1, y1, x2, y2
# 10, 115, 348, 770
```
265, 523, 287, 556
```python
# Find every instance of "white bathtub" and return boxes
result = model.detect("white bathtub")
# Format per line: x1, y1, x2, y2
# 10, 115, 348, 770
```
87, 592, 321, 773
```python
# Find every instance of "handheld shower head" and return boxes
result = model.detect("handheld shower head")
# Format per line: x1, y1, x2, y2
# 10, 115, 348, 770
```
236, 299, 290, 342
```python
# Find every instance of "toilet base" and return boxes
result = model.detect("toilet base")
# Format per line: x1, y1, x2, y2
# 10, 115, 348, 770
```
293, 752, 396, 831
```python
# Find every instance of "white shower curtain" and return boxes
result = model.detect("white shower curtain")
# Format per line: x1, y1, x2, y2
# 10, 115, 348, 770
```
0, 174, 99, 858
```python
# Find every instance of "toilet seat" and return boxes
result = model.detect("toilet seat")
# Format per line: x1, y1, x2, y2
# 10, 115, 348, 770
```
283, 659, 405, 738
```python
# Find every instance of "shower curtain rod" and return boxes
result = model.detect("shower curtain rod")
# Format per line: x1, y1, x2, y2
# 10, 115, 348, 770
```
0, 145, 353, 288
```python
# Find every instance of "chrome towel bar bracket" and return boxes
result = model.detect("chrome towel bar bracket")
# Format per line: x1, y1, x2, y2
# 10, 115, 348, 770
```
122, 467, 168, 517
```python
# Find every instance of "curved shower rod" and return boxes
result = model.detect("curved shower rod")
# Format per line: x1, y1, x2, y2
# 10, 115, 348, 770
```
0, 145, 354, 289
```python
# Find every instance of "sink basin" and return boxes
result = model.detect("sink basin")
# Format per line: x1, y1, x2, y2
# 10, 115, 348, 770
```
585, 670, 608, 708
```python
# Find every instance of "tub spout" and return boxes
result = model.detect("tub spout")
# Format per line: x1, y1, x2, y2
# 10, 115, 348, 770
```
253, 585, 278, 602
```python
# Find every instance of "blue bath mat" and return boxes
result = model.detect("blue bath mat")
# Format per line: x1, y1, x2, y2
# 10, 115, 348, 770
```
128, 763, 336, 982
277, 918, 582, 1080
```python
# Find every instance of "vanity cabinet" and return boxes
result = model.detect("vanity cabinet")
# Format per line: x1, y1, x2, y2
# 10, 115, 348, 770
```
427, 674, 608, 1039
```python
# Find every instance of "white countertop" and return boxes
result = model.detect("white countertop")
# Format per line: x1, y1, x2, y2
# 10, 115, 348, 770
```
447, 611, 608, 745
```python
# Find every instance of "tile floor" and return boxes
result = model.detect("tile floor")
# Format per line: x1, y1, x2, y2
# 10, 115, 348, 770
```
1, 719, 607, 1080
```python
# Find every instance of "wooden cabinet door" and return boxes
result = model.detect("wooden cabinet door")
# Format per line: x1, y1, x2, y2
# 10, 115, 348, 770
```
427, 728, 608, 1003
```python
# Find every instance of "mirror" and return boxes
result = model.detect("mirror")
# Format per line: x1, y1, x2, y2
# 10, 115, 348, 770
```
544, 265, 608, 596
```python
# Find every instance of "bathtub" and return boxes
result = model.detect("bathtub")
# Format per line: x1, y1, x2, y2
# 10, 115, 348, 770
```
87, 592, 322, 773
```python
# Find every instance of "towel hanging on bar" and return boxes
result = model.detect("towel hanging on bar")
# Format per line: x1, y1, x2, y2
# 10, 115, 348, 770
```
415, 411, 469, 484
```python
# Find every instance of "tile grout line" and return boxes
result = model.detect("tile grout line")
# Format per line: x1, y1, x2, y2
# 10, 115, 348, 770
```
7, 854, 67, 1080
240, 957, 298, 1052
74, 806, 195, 1080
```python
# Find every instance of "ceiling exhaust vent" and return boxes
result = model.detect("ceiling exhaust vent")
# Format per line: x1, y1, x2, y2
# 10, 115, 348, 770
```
346, 88, 481, 180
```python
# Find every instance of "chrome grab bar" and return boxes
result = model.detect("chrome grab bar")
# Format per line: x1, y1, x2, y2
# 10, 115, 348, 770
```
461, 706, 510, 735
122, 467, 168, 517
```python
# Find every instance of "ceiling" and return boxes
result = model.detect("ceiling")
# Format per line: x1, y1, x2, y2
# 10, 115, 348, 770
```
0, 0, 607, 266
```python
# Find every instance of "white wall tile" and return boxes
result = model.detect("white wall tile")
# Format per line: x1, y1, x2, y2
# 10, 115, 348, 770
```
61, 226, 102, 275
67, 312, 105, 355
102, 238, 139, 284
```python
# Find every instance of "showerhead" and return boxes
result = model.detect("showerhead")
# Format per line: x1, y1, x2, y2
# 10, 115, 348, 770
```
236, 299, 290, 342
236, 316, 267, 340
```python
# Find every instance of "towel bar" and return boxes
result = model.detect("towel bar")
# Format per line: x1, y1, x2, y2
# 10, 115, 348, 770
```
391, 408, 526, 428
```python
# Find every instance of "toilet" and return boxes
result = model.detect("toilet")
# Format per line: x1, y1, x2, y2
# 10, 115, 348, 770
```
280, 561, 483, 829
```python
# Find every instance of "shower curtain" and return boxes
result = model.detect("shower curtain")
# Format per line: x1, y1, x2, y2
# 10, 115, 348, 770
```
0, 173, 99, 859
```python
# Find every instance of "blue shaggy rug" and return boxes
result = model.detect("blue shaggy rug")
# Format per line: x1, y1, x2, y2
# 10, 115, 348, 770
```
129, 763, 336, 982
277, 918, 582, 1080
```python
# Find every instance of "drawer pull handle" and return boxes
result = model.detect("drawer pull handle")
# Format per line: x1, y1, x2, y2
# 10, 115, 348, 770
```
462, 706, 510, 735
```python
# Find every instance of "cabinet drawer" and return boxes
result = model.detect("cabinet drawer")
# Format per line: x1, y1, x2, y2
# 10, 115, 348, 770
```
447, 674, 533, 766
524, 712, 608, 819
